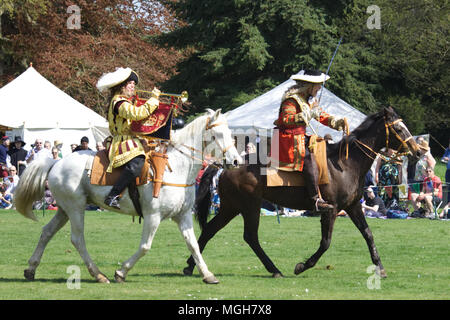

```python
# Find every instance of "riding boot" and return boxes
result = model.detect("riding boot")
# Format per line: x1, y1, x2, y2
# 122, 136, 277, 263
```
302, 153, 334, 211
104, 155, 145, 209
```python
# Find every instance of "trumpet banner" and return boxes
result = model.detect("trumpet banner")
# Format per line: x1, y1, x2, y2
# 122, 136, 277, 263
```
131, 97, 174, 140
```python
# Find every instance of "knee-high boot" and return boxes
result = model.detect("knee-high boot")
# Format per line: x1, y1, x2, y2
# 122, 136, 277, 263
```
302, 153, 333, 211
104, 155, 145, 209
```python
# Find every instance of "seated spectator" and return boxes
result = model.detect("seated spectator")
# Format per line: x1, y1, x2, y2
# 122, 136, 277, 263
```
439, 202, 449, 219
73, 136, 92, 152
3, 165, 19, 197
361, 186, 387, 218
0, 183, 12, 209
26, 139, 52, 163
411, 167, 442, 218
8, 136, 28, 177
0, 136, 10, 178
51, 147, 61, 160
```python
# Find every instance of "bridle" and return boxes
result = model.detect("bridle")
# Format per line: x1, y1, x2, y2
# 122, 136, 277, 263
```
170, 116, 235, 164
354, 117, 413, 161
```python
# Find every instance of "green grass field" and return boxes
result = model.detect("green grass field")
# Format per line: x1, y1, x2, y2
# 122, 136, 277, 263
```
0, 209, 448, 300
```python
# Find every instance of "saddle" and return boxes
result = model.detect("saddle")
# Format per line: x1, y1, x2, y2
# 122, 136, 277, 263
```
89, 139, 169, 198
267, 136, 329, 187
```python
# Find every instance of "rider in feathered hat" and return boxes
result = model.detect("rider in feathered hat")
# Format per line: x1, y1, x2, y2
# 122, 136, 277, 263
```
273, 69, 347, 211
97, 67, 161, 209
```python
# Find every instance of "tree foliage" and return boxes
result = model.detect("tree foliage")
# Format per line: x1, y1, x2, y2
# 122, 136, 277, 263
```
0, 0, 183, 117
158, 0, 448, 141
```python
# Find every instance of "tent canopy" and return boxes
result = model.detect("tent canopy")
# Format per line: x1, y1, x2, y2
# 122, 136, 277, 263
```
0, 66, 109, 155
226, 71, 366, 141
0, 66, 108, 129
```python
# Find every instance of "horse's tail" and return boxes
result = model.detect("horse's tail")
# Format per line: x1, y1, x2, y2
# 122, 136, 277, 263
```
195, 165, 220, 230
14, 157, 58, 221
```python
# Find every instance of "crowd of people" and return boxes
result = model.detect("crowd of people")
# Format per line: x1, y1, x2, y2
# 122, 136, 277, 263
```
0, 135, 105, 211
361, 136, 449, 220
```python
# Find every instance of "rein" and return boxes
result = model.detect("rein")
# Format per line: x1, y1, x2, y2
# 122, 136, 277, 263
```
168, 116, 233, 177
352, 117, 411, 162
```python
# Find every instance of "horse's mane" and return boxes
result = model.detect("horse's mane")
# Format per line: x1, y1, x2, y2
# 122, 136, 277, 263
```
171, 112, 208, 145
327, 110, 384, 156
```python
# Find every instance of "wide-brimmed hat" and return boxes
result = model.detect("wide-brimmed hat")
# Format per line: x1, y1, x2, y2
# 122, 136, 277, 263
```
96, 67, 139, 93
54, 140, 63, 147
13, 136, 26, 147
290, 69, 330, 83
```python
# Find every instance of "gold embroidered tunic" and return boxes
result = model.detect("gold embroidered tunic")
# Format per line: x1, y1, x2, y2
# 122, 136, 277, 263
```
106, 94, 158, 172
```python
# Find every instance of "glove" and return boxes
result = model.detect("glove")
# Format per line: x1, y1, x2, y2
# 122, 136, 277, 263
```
294, 112, 308, 126
145, 87, 161, 113
333, 117, 346, 131
151, 87, 161, 99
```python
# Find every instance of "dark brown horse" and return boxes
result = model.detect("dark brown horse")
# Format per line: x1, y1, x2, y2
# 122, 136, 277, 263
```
184, 107, 422, 278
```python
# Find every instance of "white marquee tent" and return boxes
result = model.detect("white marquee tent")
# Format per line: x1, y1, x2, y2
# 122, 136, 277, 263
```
0, 66, 109, 155
226, 71, 367, 142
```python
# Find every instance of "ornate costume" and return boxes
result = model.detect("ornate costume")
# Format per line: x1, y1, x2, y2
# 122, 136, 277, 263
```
273, 91, 343, 171
96, 67, 160, 209
106, 93, 158, 173
271, 69, 346, 210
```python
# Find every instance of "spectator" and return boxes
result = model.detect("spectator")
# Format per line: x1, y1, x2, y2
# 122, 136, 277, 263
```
375, 148, 402, 206
411, 167, 442, 218
0, 183, 12, 209
44, 141, 52, 150
3, 165, 19, 197
361, 186, 387, 218
53, 140, 63, 159
439, 202, 449, 219
96, 141, 105, 151
195, 160, 208, 195
414, 138, 435, 182
240, 142, 256, 165
51, 147, 61, 160
8, 136, 28, 177
25, 139, 52, 163
73, 136, 92, 152
0, 136, 10, 178
70, 143, 78, 152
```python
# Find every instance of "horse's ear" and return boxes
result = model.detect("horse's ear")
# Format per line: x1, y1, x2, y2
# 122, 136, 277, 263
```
214, 108, 222, 120
383, 106, 395, 120
205, 108, 215, 116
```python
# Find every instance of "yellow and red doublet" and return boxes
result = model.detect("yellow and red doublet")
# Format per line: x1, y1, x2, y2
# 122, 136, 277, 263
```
106, 94, 158, 172
272, 93, 337, 172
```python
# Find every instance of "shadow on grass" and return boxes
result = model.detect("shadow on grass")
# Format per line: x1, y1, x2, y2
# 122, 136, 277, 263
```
0, 277, 98, 284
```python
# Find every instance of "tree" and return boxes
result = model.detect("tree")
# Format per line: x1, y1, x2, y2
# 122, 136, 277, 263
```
1, 0, 184, 117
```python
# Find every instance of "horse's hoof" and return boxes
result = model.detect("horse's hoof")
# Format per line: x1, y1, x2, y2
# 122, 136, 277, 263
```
24, 269, 35, 281
272, 272, 284, 278
294, 263, 306, 275
96, 273, 111, 284
114, 270, 126, 283
203, 275, 219, 284
183, 266, 194, 276
379, 269, 387, 278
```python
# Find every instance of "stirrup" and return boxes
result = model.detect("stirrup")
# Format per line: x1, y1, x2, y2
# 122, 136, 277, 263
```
104, 195, 121, 209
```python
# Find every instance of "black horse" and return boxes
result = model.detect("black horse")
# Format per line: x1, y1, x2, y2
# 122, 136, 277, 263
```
184, 107, 422, 278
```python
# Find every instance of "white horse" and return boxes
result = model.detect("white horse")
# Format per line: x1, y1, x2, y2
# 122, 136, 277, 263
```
14, 109, 242, 284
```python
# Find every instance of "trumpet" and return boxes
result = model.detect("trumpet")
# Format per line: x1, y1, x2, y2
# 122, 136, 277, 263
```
136, 90, 188, 103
